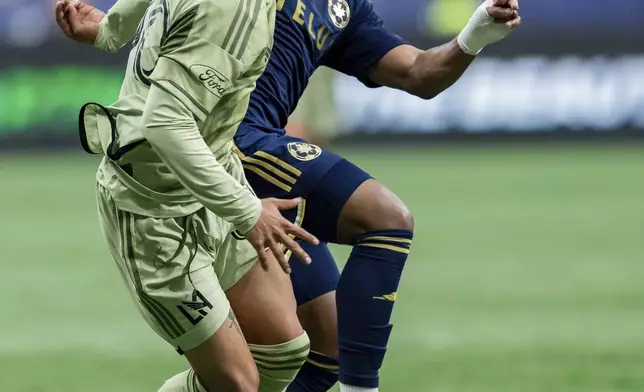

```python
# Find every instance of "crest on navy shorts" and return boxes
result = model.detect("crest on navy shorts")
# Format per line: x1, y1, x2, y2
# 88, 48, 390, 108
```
287, 142, 322, 161
328, 0, 350, 29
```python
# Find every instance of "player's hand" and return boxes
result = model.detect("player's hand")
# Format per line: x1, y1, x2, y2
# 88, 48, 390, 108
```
487, 0, 521, 29
55, 0, 105, 45
245, 198, 319, 274
457, 0, 521, 56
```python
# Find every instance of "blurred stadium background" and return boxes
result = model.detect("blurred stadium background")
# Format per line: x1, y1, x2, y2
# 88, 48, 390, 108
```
2, 1, 644, 391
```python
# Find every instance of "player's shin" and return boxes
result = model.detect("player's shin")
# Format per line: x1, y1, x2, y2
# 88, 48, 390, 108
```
157, 369, 206, 392
250, 332, 311, 392
337, 229, 413, 390
287, 351, 339, 392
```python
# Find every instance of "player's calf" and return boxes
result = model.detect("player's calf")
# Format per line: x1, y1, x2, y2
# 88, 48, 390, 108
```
321, 172, 414, 391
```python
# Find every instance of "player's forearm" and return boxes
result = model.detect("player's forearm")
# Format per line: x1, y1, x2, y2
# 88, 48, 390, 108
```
141, 85, 262, 234
406, 39, 475, 100
94, 0, 149, 52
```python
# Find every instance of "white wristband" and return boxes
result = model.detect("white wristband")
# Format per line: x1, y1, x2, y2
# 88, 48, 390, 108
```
457, 0, 514, 56
457, 23, 485, 56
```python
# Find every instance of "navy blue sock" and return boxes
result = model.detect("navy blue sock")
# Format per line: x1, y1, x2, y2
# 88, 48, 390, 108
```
287, 351, 339, 392
336, 229, 413, 388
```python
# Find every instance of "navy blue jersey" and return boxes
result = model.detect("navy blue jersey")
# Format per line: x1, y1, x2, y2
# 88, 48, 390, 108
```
239, 0, 407, 135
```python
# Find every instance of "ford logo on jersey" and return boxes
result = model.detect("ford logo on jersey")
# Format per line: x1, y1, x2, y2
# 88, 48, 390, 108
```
191, 64, 230, 98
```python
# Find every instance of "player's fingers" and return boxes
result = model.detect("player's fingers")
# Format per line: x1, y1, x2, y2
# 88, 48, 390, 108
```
256, 245, 271, 271
508, 0, 519, 11
77, 3, 92, 15
506, 15, 522, 30
67, 3, 80, 33
284, 222, 319, 246
274, 198, 301, 211
55, 4, 73, 37
55, 2, 66, 20
278, 232, 311, 265
268, 237, 291, 274
492, 0, 509, 7
487, 6, 514, 20
248, 237, 271, 271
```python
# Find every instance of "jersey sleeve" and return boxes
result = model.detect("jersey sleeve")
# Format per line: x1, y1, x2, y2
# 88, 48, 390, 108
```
94, 0, 149, 53
141, 0, 264, 232
320, 0, 408, 88
148, 0, 249, 123
142, 84, 262, 233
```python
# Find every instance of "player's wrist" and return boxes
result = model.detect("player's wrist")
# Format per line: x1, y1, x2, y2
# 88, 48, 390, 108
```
235, 196, 262, 235
457, 0, 513, 56
456, 0, 492, 56
456, 25, 485, 56
93, 17, 114, 52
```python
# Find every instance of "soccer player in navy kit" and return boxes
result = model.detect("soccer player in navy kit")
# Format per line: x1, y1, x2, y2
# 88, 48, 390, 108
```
234, 0, 521, 391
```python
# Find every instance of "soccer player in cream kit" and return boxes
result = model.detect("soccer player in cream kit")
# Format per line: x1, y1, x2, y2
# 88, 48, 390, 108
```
56, 0, 521, 391
56, 0, 320, 391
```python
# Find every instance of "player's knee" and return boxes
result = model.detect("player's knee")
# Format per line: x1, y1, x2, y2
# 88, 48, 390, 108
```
380, 197, 414, 232
224, 367, 260, 392
198, 360, 259, 392
341, 180, 414, 237
250, 332, 311, 390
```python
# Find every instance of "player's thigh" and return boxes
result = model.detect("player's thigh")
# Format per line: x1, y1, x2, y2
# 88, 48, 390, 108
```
96, 186, 257, 390
211, 206, 303, 346
234, 134, 371, 242
289, 241, 339, 357
225, 244, 303, 346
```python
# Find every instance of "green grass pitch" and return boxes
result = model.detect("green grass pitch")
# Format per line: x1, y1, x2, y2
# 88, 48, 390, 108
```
1, 145, 643, 392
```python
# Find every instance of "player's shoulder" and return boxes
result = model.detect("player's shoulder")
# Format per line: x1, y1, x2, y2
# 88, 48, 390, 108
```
166, 0, 273, 55
167, 0, 248, 20
345, 0, 376, 14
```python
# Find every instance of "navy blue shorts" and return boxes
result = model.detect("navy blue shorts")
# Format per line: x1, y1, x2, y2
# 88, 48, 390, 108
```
234, 130, 371, 304
234, 131, 371, 242
289, 240, 340, 306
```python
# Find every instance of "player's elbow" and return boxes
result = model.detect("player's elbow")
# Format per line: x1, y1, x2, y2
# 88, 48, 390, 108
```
405, 81, 441, 100
140, 112, 160, 143
403, 74, 442, 100
405, 66, 453, 100
412, 88, 440, 100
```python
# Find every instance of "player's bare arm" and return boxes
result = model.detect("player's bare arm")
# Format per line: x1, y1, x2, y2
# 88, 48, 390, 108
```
370, 0, 521, 99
